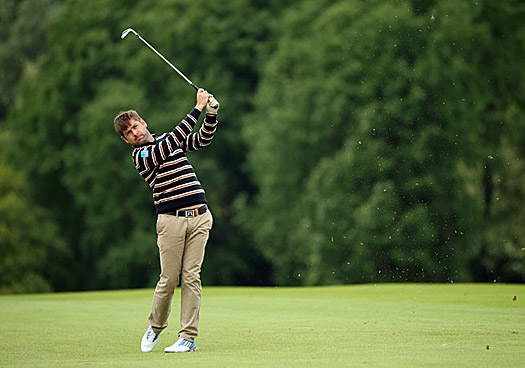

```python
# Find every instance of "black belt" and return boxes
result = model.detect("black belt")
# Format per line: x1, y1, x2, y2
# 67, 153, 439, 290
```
164, 205, 207, 217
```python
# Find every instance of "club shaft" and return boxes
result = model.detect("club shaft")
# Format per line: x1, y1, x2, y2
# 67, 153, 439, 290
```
136, 34, 198, 90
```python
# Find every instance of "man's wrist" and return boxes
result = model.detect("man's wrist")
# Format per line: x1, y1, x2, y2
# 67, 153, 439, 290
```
205, 114, 216, 123
194, 103, 206, 112
190, 108, 202, 119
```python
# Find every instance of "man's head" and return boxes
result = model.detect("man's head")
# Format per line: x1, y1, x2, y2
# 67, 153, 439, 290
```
114, 110, 153, 145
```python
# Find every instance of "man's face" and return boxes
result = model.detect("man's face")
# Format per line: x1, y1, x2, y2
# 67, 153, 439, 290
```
121, 118, 153, 145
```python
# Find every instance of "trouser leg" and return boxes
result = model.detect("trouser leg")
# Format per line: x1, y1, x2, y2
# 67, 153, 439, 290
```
148, 214, 186, 333
178, 210, 213, 341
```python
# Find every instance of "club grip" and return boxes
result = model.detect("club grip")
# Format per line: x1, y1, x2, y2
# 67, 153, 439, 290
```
191, 83, 199, 91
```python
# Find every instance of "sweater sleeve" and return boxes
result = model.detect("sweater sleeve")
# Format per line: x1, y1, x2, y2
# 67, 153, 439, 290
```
180, 114, 219, 152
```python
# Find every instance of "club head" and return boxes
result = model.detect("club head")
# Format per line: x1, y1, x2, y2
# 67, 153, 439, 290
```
121, 28, 138, 39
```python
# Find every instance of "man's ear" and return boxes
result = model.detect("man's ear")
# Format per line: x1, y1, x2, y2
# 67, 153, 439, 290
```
141, 119, 148, 128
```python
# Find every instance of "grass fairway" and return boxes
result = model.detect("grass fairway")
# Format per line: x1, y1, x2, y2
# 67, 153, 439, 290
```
0, 284, 523, 367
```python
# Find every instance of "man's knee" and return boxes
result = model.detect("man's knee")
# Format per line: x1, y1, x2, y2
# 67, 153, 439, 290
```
181, 269, 201, 287
157, 273, 180, 292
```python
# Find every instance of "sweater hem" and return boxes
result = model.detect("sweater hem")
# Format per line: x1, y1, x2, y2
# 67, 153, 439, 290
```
155, 195, 207, 214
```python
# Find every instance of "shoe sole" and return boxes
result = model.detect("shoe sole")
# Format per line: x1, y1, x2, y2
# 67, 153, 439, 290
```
164, 347, 197, 353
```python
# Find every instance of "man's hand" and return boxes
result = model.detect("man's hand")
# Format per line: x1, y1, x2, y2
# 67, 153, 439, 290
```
206, 96, 220, 116
195, 89, 211, 111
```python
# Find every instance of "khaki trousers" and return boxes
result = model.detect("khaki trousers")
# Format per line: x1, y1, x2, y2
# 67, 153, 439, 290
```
148, 209, 212, 341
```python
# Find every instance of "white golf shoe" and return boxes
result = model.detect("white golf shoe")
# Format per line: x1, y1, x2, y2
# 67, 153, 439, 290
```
141, 326, 160, 352
164, 338, 197, 353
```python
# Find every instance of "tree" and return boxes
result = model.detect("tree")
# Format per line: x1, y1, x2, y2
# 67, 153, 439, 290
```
0, 0, 63, 121
466, 0, 525, 282
4, 0, 522, 290
6, 0, 289, 289
0, 164, 70, 293
240, 0, 524, 284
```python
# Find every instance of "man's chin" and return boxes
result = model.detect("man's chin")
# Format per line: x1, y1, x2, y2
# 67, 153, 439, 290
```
133, 135, 151, 145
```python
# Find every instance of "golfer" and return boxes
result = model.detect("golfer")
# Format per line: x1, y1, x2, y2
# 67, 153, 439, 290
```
113, 89, 219, 353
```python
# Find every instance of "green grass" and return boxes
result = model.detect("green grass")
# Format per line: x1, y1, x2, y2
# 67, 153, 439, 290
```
0, 284, 523, 367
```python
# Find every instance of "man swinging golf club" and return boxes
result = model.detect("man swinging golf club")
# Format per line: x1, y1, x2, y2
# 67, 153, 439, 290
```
113, 88, 220, 353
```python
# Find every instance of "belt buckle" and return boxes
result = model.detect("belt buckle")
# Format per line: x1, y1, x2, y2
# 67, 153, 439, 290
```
185, 210, 196, 217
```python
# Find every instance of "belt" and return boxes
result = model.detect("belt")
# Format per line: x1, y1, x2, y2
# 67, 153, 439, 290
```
164, 205, 207, 217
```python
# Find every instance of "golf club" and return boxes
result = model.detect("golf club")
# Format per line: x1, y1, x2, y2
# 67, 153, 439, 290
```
121, 28, 199, 91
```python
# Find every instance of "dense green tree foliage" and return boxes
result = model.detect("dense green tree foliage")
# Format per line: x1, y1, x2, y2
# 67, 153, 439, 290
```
0, 0, 62, 121
466, 0, 525, 282
240, 0, 524, 284
0, 0, 67, 293
1, 0, 523, 292
6, 0, 282, 290
0, 165, 70, 293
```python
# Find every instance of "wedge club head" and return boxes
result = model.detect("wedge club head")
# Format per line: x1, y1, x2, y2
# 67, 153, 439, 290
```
121, 28, 138, 39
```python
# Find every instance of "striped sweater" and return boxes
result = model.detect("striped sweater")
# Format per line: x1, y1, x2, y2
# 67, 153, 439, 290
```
131, 108, 218, 213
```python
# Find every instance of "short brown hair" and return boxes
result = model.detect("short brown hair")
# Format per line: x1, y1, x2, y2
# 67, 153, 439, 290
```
113, 110, 142, 136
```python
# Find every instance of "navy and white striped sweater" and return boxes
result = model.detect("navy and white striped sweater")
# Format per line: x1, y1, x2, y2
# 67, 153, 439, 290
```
131, 108, 218, 214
